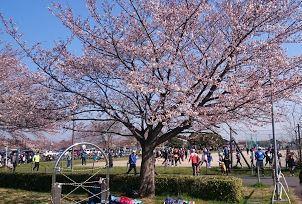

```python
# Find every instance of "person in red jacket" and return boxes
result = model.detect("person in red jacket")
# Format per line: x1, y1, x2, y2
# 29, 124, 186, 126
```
189, 149, 200, 176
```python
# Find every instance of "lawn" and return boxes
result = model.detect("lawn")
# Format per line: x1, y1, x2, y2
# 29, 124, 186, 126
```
0, 184, 298, 204
0, 159, 300, 178
0, 160, 300, 204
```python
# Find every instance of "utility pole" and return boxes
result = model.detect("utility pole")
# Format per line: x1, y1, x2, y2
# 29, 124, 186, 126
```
295, 130, 297, 149
229, 126, 233, 168
71, 118, 75, 172
269, 69, 280, 200
269, 70, 290, 203
5, 145, 8, 167
298, 124, 301, 166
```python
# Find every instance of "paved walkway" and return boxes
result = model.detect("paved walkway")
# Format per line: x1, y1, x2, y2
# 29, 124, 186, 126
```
241, 175, 302, 202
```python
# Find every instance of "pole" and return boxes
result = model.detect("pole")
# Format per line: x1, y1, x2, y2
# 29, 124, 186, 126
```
5, 146, 8, 167
270, 70, 280, 199
71, 119, 75, 172
295, 130, 298, 151
298, 124, 301, 166
230, 126, 233, 168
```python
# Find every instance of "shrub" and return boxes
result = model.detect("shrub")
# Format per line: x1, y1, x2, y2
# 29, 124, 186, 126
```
0, 173, 242, 202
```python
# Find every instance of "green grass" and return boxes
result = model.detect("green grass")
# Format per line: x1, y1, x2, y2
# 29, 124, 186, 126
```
0, 185, 298, 204
250, 182, 270, 188
0, 160, 300, 179
0, 162, 226, 175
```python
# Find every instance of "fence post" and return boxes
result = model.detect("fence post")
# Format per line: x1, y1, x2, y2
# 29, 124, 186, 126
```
52, 183, 62, 204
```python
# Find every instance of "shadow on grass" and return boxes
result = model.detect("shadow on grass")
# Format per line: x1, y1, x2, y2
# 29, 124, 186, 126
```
242, 190, 254, 204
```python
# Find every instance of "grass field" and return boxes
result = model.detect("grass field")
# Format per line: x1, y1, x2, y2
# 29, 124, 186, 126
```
0, 160, 300, 203
0, 159, 300, 203
1, 159, 300, 178
0, 184, 298, 204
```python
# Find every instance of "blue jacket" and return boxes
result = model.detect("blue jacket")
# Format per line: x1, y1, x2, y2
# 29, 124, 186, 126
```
255, 150, 265, 161
129, 153, 137, 165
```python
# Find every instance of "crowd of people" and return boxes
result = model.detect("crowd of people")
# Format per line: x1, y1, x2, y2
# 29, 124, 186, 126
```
0, 150, 41, 172
1, 145, 298, 177
248, 146, 296, 176
0, 151, 34, 167
154, 147, 218, 175
150, 146, 298, 176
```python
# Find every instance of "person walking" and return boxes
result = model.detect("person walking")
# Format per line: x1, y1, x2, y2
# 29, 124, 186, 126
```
81, 150, 87, 165
255, 147, 265, 176
250, 148, 255, 168
185, 148, 188, 159
108, 150, 113, 168
223, 146, 230, 158
66, 150, 72, 168
277, 151, 282, 168
207, 152, 213, 168
218, 148, 224, 162
173, 148, 180, 166
162, 149, 169, 167
234, 151, 242, 168
265, 148, 272, 167
285, 146, 290, 169
200, 148, 208, 168
288, 154, 295, 176
32, 151, 40, 171
168, 149, 174, 166
126, 150, 138, 175
189, 149, 200, 176
11, 152, 18, 173
180, 148, 185, 162
223, 155, 231, 175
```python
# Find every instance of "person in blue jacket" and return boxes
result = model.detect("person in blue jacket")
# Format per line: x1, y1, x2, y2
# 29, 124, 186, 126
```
126, 150, 138, 175
255, 147, 265, 176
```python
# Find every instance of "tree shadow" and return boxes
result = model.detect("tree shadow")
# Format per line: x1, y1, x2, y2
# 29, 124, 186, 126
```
243, 190, 255, 204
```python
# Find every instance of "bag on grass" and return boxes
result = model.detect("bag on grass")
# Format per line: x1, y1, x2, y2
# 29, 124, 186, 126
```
132, 199, 143, 204
109, 195, 120, 204
120, 196, 133, 204
164, 197, 177, 204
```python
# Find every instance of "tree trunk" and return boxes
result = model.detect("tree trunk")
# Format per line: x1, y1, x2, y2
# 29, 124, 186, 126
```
139, 143, 155, 197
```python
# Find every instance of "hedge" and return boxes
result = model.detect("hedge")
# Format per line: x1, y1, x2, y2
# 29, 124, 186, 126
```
0, 173, 242, 202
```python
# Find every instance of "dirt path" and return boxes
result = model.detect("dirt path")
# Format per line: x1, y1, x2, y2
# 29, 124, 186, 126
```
77, 150, 291, 168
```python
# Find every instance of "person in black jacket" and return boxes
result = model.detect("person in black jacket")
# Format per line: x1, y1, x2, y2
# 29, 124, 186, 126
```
288, 154, 296, 176
223, 155, 231, 175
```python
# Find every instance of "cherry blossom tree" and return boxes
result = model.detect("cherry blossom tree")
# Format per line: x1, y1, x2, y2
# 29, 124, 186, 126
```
72, 121, 127, 149
0, 45, 62, 139
3, 0, 302, 197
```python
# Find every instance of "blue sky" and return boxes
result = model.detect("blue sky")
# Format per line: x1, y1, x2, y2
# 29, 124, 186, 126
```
1, 1, 89, 40
1, 1, 301, 142
0, 0, 86, 58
